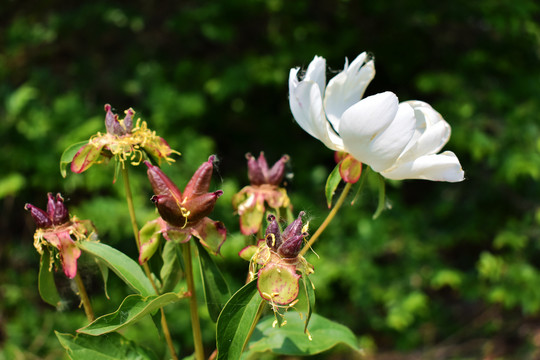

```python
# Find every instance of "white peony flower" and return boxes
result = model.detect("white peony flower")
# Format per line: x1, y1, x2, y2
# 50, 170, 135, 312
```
289, 53, 464, 182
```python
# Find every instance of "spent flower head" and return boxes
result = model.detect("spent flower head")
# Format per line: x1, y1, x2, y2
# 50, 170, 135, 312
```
25, 193, 96, 279
139, 157, 226, 263
68, 104, 179, 178
233, 152, 292, 235
289, 53, 464, 182
239, 212, 313, 307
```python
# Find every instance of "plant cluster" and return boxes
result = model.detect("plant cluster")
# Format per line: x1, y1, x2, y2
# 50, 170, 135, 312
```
22, 52, 464, 359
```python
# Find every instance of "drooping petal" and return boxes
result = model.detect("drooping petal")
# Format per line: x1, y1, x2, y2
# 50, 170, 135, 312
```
396, 101, 451, 164
340, 92, 415, 172
324, 52, 375, 130
56, 231, 81, 279
191, 217, 227, 255
380, 151, 465, 182
289, 79, 344, 151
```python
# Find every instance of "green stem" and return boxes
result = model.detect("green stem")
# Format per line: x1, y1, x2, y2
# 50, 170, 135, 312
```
121, 166, 178, 360
74, 273, 95, 322
298, 182, 353, 257
182, 242, 205, 360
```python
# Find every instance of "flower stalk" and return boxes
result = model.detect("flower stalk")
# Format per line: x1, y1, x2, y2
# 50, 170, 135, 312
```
121, 166, 178, 360
74, 273, 95, 322
182, 242, 205, 360
298, 182, 352, 257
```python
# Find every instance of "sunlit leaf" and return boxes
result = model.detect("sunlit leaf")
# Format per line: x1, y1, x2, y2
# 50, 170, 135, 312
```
79, 241, 154, 296
78, 293, 183, 336
56, 331, 158, 360
38, 250, 61, 307
244, 312, 360, 357
325, 163, 342, 208
195, 239, 231, 322
160, 239, 182, 293
217, 280, 265, 360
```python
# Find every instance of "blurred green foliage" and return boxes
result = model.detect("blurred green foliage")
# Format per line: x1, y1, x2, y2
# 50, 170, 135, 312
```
1, 0, 540, 358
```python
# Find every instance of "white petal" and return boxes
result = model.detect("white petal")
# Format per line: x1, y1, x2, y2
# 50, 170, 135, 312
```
324, 52, 375, 130
401, 101, 450, 159
289, 79, 343, 151
304, 56, 327, 95
340, 92, 415, 172
381, 151, 465, 182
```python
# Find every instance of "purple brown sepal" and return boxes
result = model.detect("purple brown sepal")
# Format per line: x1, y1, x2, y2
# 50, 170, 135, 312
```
246, 152, 289, 186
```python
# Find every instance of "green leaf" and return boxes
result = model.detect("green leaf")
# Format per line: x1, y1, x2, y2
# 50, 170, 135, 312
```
195, 239, 231, 322
95, 259, 110, 299
244, 312, 360, 357
60, 140, 90, 177
56, 331, 158, 360
38, 250, 61, 307
160, 240, 183, 293
217, 280, 265, 360
372, 172, 386, 219
325, 163, 342, 208
79, 241, 154, 296
301, 274, 315, 334
78, 293, 183, 336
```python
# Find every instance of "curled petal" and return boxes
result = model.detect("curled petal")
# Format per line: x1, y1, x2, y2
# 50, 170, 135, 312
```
325, 52, 375, 130
289, 75, 344, 151
380, 151, 465, 182
396, 101, 451, 164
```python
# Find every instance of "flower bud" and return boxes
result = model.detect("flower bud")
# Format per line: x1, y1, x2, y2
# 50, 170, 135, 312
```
281, 211, 305, 240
